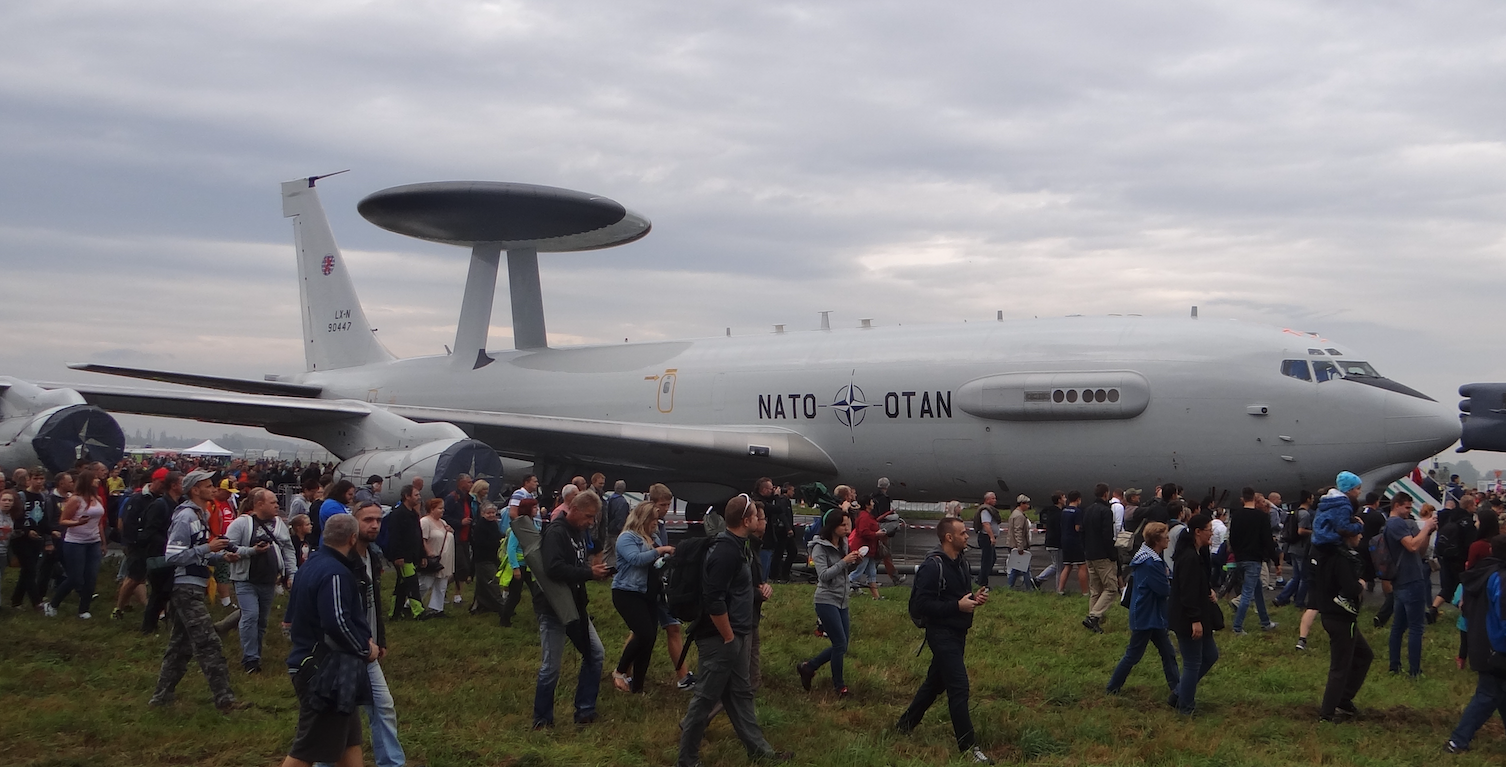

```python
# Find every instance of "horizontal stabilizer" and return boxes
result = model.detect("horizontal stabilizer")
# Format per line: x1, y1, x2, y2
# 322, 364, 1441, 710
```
66, 363, 322, 398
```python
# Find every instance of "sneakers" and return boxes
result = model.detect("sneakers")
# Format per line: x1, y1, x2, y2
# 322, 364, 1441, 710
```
43, 603, 57, 617
1232, 629, 1248, 637
1262, 622, 1280, 631
611, 671, 632, 692
967, 746, 995, 764
1444, 740, 1468, 754
797, 661, 815, 692
110, 608, 125, 620
1081, 616, 1104, 634
1295, 637, 1308, 651
452, 595, 462, 604
78, 612, 92, 620
1335, 702, 1359, 721
836, 686, 850, 698
215, 700, 250, 714
677, 672, 697, 690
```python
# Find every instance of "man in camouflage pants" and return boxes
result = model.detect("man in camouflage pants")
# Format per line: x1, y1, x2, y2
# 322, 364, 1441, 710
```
150, 470, 242, 711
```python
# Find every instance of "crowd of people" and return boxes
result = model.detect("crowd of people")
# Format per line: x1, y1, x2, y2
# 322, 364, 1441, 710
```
3, 455, 1506, 763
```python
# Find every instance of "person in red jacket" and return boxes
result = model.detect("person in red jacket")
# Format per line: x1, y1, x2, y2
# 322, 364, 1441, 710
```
846, 493, 884, 601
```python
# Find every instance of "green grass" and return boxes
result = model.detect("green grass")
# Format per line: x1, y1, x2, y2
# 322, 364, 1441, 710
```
1, 569, 1502, 766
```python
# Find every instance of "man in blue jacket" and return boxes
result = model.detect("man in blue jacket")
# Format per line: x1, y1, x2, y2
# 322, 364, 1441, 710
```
897, 518, 993, 764
282, 513, 378, 767
1445, 535, 1506, 754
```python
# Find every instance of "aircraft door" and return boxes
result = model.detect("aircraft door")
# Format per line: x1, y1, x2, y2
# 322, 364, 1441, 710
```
656, 369, 677, 413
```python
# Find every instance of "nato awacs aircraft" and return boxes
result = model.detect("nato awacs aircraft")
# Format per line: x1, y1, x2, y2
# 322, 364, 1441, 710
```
1, 175, 1499, 509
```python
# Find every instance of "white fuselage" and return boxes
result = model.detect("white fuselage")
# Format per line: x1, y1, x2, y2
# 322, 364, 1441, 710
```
296, 315, 1459, 501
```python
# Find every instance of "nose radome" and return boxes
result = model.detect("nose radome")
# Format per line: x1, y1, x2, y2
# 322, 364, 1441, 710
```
1385, 390, 1461, 462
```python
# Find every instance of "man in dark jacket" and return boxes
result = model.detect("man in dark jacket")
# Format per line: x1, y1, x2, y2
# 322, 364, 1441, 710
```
384, 485, 425, 620
1445, 536, 1506, 753
113, 468, 166, 620
351, 501, 411, 767
1034, 494, 1063, 590
1229, 487, 1277, 634
1082, 483, 1118, 634
1313, 528, 1371, 722
139, 472, 182, 635
677, 495, 790, 767
756, 478, 796, 582
533, 490, 609, 729
896, 518, 992, 764
282, 512, 377, 767
1129, 483, 1178, 530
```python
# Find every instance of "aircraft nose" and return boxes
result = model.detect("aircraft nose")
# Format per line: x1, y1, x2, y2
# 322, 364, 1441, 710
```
1384, 389, 1461, 462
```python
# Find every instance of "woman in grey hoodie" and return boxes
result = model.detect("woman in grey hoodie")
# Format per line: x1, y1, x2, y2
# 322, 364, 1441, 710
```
796, 510, 863, 696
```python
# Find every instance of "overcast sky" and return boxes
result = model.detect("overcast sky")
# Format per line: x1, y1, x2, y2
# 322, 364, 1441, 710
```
2, 2, 1504, 468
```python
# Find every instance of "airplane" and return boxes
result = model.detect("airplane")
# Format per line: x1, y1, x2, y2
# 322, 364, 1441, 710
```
0, 175, 1495, 512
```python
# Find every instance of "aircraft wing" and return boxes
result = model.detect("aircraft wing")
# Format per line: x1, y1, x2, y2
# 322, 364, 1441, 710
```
38, 382, 836, 476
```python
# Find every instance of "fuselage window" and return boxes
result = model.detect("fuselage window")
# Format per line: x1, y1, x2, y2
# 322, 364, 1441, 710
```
1337, 360, 1380, 377
1281, 360, 1312, 381
1313, 360, 1340, 383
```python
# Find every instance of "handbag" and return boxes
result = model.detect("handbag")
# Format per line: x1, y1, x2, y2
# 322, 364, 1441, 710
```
1203, 598, 1226, 632
418, 533, 447, 575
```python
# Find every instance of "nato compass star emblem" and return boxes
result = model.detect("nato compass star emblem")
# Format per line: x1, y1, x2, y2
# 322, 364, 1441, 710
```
821, 372, 871, 441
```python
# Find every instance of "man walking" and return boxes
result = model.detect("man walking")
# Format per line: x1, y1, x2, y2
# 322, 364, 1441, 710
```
1082, 484, 1118, 633
896, 518, 993, 764
348, 500, 411, 767
1444, 534, 1506, 754
113, 467, 166, 620
677, 494, 791, 766
1274, 490, 1314, 610
139, 471, 182, 634
1385, 493, 1434, 678
225, 487, 298, 673
1005, 495, 1032, 589
385, 485, 426, 620
150, 470, 242, 711
281, 513, 378, 767
443, 474, 475, 606
1230, 487, 1278, 635
532, 490, 609, 729
974, 492, 1000, 588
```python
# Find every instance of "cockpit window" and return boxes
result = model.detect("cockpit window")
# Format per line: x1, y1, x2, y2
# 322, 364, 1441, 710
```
1281, 360, 1312, 381
1307, 348, 1324, 355
1325, 348, 1343, 356
1313, 360, 1340, 383
1337, 360, 1380, 378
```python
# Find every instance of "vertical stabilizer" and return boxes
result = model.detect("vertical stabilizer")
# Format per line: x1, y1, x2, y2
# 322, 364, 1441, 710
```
282, 177, 394, 372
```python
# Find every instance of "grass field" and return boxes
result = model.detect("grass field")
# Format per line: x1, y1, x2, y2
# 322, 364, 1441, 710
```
1, 567, 1501, 767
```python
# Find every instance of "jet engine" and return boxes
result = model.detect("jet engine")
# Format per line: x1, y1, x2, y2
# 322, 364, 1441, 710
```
1458, 382, 1506, 452
0, 377, 125, 474
330, 438, 504, 504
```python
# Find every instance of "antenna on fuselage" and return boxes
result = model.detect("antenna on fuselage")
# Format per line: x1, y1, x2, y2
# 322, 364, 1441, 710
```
356, 182, 651, 367
1191, 306, 1198, 319
819, 311, 832, 331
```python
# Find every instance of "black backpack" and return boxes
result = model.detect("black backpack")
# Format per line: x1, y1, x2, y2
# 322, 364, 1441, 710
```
1282, 508, 1303, 545
908, 553, 946, 629
664, 535, 716, 623
123, 491, 154, 548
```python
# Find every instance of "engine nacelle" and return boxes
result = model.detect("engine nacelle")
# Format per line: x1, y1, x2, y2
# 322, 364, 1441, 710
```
0, 378, 125, 474
330, 438, 504, 504
1458, 382, 1506, 452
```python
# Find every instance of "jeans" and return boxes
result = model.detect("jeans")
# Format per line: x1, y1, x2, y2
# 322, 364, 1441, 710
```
1036, 547, 1062, 588
316, 661, 405, 767
806, 603, 850, 688
1232, 561, 1272, 631
1106, 628, 1180, 693
1172, 627, 1218, 714
50, 541, 102, 614
534, 612, 604, 725
977, 542, 995, 587
769, 532, 799, 581
1275, 553, 1308, 606
759, 549, 773, 581
898, 626, 975, 752
1320, 615, 1372, 716
849, 556, 878, 586
1449, 670, 1506, 749
1388, 579, 1426, 675
612, 588, 659, 692
233, 581, 276, 665
677, 634, 774, 766
9, 537, 45, 607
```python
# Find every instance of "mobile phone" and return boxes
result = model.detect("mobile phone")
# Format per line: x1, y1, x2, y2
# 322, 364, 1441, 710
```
605, 566, 618, 575
977, 586, 990, 596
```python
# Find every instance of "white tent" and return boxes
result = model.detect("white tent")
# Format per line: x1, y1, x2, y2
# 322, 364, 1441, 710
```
181, 439, 234, 458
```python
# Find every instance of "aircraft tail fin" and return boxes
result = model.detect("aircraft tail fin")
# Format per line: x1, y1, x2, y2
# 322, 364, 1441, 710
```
282, 176, 395, 372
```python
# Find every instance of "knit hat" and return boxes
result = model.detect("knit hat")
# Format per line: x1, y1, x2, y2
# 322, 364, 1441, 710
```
1336, 471, 1362, 494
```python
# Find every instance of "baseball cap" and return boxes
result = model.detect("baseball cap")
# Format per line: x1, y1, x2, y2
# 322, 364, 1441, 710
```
183, 470, 216, 493
151, 467, 170, 482
1016, 494, 1031, 504
1125, 488, 1142, 497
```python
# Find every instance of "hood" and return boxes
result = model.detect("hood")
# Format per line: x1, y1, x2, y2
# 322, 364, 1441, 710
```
1316, 493, 1354, 515
1130, 543, 1161, 567
1462, 558, 1503, 598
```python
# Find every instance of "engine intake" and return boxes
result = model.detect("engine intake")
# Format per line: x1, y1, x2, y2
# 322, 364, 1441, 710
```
1458, 383, 1506, 452
332, 438, 503, 503
0, 378, 125, 473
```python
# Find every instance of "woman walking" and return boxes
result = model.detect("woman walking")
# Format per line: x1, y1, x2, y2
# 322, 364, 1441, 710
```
611, 501, 676, 692
419, 498, 454, 616
499, 497, 538, 627
47, 470, 107, 619
847, 495, 882, 600
1106, 522, 1180, 697
1169, 514, 1222, 715
797, 509, 862, 695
